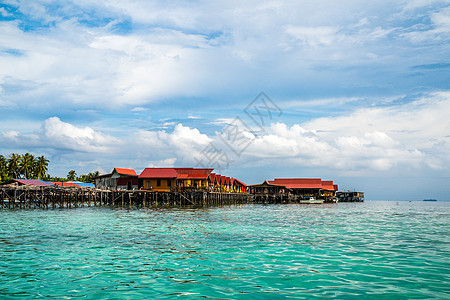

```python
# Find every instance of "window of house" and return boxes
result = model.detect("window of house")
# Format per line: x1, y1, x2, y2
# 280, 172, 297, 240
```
157, 179, 161, 186
167, 179, 171, 187
146, 181, 151, 189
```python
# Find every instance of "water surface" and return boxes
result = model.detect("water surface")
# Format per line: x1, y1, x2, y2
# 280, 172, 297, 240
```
1, 201, 449, 298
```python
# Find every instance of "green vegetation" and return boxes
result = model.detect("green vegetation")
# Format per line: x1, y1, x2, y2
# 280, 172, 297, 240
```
0, 153, 99, 184
76, 171, 99, 183
67, 170, 77, 181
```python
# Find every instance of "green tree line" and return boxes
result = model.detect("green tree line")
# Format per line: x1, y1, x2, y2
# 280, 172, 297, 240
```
0, 153, 99, 184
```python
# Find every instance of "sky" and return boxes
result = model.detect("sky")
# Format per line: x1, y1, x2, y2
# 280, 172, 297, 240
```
0, 0, 449, 200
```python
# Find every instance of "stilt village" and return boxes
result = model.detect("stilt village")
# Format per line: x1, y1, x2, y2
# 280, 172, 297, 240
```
0, 167, 364, 209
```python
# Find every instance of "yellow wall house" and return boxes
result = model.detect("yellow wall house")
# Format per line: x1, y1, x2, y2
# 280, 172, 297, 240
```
139, 168, 214, 192
139, 168, 178, 192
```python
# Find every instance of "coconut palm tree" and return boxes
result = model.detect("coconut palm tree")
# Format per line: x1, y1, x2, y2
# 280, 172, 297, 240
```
35, 155, 49, 180
0, 155, 8, 181
8, 153, 21, 179
67, 170, 77, 181
19, 153, 35, 179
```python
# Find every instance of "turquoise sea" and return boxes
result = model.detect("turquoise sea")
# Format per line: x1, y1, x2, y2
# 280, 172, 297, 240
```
1, 201, 449, 299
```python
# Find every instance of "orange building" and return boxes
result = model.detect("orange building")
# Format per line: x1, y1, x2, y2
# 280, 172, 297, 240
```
139, 167, 248, 193
139, 168, 213, 192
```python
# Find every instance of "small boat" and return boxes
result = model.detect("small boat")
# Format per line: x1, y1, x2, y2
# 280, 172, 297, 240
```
298, 197, 324, 204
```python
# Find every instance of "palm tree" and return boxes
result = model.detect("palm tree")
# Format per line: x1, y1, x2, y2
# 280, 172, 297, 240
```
0, 155, 7, 181
8, 153, 21, 179
19, 153, 35, 179
67, 170, 77, 181
35, 155, 49, 180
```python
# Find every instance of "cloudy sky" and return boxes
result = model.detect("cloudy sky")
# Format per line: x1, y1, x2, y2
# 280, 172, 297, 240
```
1, 0, 449, 200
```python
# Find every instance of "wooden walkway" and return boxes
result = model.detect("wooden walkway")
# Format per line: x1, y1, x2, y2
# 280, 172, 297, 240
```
0, 187, 347, 209
0, 187, 254, 209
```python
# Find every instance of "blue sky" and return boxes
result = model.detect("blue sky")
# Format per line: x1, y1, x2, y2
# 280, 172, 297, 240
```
1, 0, 449, 200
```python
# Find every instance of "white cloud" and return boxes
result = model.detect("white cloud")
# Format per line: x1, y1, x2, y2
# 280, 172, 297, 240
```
0, 99, 16, 108
135, 123, 212, 164
209, 118, 239, 126
0, 2, 449, 176
2, 0, 447, 111
285, 26, 341, 47
245, 123, 425, 172
0, 7, 12, 17
204, 92, 449, 173
43, 117, 122, 152
401, 6, 450, 43
0, 117, 122, 153
131, 107, 147, 112
303, 92, 450, 170
403, 0, 448, 11
2, 130, 20, 139
306, 92, 450, 150
151, 157, 177, 167
281, 96, 361, 108
1, 129, 42, 148
1, 92, 448, 178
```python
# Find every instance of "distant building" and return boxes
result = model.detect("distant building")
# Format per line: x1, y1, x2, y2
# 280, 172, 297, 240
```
336, 191, 364, 202
268, 178, 322, 198
266, 178, 339, 200
321, 181, 338, 198
139, 168, 213, 192
231, 178, 247, 193
138, 168, 247, 193
94, 168, 138, 190
247, 180, 288, 196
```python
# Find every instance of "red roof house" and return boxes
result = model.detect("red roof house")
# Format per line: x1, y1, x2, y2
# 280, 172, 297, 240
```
268, 178, 323, 189
95, 168, 138, 190
139, 167, 213, 191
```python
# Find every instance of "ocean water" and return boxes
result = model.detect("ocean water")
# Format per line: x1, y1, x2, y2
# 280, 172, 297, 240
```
0, 201, 449, 299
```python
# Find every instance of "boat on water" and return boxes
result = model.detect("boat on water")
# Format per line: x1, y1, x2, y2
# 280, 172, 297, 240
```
423, 199, 437, 202
298, 197, 324, 204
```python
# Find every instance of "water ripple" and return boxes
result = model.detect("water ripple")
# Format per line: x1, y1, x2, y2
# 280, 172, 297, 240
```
0, 201, 449, 298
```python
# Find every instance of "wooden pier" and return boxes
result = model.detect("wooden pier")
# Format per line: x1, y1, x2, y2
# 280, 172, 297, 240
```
0, 186, 255, 209
0, 186, 353, 209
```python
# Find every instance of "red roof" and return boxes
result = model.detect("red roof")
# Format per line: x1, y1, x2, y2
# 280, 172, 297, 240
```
248, 180, 286, 188
333, 184, 338, 191
139, 168, 178, 178
321, 181, 335, 191
14, 179, 52, 186
209, 173, 216, 183
233, 178, 247, 187
176, 168, 213, 179
114, 168, 137, 176
139, 167, 213, 179
187, 173, 210, 179
269, 178, 323, 189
